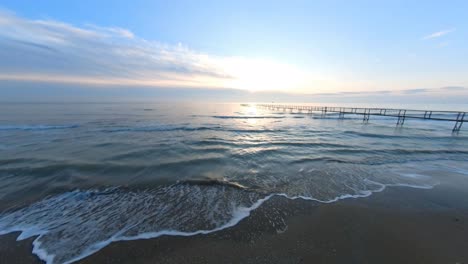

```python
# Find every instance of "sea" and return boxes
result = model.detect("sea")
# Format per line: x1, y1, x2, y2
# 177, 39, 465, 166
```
0, 102, 467, 264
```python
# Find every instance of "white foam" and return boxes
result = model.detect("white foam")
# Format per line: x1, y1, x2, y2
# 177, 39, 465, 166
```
33, 237, 56, 264
0, 185, 267, 264
399, 173, 429, 179
0, 177, 439, 264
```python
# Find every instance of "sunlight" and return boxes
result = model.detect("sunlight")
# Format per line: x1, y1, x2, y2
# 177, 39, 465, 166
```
246, 105, 258, 125
222, 58, 307, 92
246, 105, 258, 115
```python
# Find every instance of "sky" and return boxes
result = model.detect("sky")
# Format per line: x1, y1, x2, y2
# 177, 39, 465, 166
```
0, 0, 468, 102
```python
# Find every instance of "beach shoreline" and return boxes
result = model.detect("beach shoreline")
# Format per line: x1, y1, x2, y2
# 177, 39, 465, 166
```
1, 178, 467, 264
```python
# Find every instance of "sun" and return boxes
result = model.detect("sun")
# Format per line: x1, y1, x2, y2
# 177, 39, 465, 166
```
221, 58, 306, 93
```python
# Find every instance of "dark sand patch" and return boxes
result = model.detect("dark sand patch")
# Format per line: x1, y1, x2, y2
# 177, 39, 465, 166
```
0, 232, 42, 264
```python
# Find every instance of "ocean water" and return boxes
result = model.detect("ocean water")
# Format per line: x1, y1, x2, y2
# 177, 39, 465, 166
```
0, 102, 467, 264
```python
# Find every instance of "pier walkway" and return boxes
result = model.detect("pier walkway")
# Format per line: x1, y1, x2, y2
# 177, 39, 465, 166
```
256, 104, 466, 132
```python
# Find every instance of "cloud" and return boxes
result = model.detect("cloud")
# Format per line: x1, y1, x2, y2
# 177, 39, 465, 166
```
0, 10, 466, 98
0, 9, 397, 94
440, 86, 467, 91
423, 28, 455, 40
338, 90, 392, 95
84, 24, 135, 39
400, 88, 430, 94
0, 10, 236, 89
314, 86, 467, 98
0, 10, 320, 93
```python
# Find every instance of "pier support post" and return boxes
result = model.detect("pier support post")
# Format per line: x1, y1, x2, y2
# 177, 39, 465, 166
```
396, 110, 406, 126
339, 110, 345, 119
321, 107, 328, 118
363, 109, 370, 123
453, 112, 465, 133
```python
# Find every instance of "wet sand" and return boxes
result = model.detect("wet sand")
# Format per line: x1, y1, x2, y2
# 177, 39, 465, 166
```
1, 179, 468, 264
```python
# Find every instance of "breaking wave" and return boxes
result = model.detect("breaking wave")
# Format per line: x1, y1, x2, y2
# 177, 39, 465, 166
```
0, 166, 438, 264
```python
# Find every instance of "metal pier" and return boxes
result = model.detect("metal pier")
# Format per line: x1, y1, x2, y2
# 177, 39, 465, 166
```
256, 104, 466, 133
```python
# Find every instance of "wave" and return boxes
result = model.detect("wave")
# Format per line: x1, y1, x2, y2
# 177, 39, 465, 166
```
275, 179, 434, 204
0, 170, 438, 264
0, 125, 78, 131
212, 115, 285, 119
0, 157, 225, 176
290, 154, 468, 167
188, 140, 348, 149
290, 157, 351, 164
101, 125, 220, 133
228, 128, 286, 133
178, 178, 249, 190
343, 130, 468, 140
323, 148, 468, 156
0, 184, 264, 264
101, 125, 285, 133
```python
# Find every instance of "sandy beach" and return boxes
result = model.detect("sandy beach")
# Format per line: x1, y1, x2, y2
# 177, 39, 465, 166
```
2, 174, 467, 264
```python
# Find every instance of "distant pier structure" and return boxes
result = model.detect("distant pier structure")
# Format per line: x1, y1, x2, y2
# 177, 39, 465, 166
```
256, 104, 466, 133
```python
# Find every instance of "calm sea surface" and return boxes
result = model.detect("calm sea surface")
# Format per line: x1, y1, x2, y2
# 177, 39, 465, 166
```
0, 102, 467, 263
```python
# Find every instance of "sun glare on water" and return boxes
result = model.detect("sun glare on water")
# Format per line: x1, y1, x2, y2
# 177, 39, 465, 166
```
244, 105, 259, 125
246, 105, 258, 115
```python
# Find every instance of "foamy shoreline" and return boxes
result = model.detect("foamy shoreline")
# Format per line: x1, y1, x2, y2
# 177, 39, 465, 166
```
1, 178, 467, 264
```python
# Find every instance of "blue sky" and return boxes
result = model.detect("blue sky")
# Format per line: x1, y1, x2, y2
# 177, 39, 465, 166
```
0, 0, 467, 101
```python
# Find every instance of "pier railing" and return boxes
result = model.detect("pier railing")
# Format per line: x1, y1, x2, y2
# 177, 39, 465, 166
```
256, 104, 466, 132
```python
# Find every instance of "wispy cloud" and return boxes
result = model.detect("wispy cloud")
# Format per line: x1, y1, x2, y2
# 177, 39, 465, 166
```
400, 88, 430, 94
423, 28, 455, 40
315, 86, 468, 97
0, 10, 239, 89
440, 86, 467, 91
0, 10, 315, 92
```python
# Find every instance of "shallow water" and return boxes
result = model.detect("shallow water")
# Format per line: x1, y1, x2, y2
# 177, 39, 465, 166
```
0, 102, 467, 264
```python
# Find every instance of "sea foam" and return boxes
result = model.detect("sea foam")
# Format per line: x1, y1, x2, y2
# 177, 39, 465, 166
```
0, 170, 437, 264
